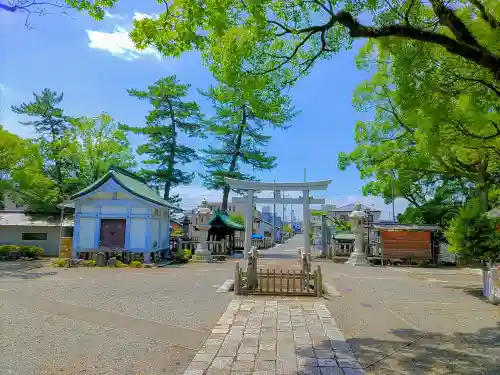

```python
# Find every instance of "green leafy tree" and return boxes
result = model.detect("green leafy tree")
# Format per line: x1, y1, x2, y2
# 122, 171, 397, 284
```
200, 83, 295, 211
122, 76, 205, 204
70, 113, 136, 189
445, 198, 500, 268
123, 0, 500, 87
0, 125, 58, 211
11, 89, 76, 200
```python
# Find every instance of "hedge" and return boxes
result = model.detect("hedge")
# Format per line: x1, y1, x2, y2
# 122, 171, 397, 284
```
0, 245, 44, 259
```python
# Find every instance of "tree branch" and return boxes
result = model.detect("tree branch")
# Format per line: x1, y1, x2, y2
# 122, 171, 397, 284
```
470, 0, 499, 29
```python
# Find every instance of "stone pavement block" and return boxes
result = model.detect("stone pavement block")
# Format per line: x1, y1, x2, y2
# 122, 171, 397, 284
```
342, 369, 366, 375
319, 368, 344, 375
257, 350, 277, 360
298, 366, 321, 375
239, 346, 258, 354
193, 353, 216, 362
255, 359, 276, 370
276, 357, 297, 374
314, 349, 335, 359
206, 369, 230, 375
198, 345, 221, 354
210, 357, 234, 369
185, 361, 211, 372
317, 359, 338, 367
337, 358, 362, 368
253, 370, 276, 375
237, 353, 255, 361
330, 341, 351, 351
231, 360, 254, 372
298, 357, 319, 367
183, 369, 205, 375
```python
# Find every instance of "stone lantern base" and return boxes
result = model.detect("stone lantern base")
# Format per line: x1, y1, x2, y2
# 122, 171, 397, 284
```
191, 244, 215, 263
346, 251, 370, 266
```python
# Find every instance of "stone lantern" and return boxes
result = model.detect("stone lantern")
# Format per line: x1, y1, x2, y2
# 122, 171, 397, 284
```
193, 198, 214, 262
346, 203, 370, 266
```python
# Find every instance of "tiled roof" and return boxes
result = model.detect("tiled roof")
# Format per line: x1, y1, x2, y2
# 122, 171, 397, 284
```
0, 212, 74, 227
208, 212, 245, 230
70, 167, 181, 211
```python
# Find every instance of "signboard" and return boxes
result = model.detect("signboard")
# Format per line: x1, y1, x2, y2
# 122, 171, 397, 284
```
381, 231, 432, 258
311, 211, 327, 216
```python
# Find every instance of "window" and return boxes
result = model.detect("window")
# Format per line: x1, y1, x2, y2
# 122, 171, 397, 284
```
22, 233, 47, 241
62, 227, 74, 237
15, 203, 23, 208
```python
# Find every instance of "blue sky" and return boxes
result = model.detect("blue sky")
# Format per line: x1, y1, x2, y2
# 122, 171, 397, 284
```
0, 3, 407, 218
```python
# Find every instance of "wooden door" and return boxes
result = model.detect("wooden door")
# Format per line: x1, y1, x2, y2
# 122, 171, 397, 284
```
100, 219, 126, 248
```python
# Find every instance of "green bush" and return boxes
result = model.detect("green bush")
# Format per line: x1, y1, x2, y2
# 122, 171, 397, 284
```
130, 260, 143, 268
445, 198, 500, 267
53, 258, 68, 267
115, 260, 127, 268
0, 245, 20, 256
174, 249, 192, 263
19, 246, 44, 259
84, 260, 96, 267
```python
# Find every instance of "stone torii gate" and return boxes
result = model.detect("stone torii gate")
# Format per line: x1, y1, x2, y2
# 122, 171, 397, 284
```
225, 177, 332, 259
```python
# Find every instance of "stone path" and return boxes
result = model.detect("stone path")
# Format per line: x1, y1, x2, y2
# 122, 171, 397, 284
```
183, 298, 366, 375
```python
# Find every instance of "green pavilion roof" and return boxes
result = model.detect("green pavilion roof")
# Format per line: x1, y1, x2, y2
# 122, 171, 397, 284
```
70, 167, 181, 211
208, 212, 245, 231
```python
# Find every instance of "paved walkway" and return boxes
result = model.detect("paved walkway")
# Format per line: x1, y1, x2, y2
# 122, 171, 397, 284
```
183, 298, 365, 375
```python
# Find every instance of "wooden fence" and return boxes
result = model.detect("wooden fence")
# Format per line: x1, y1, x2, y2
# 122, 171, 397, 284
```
234, 262, 322, 297
170, 237, 272, 254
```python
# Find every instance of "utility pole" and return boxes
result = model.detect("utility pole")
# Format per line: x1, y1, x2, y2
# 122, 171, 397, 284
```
272, 185, 276, 248
304, 168, 307, 182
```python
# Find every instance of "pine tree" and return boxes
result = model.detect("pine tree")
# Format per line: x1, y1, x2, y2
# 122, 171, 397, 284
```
200, 84, 295, 211
122, 76, 205, 204
11, 89, 75, 199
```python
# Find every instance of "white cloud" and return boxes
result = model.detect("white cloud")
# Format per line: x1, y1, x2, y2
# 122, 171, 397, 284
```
86, 12, 160, 60
133, 12, 159, 21
86, 26, 159, 60
172, 185, 223, 210
104, 11, 124, 20
0, 83, 5, 92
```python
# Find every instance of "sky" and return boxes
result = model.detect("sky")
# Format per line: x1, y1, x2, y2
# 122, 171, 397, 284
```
0, 2, 408, 219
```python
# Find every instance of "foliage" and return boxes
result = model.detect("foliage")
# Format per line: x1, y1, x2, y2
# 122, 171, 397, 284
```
115, 260, 126, 268
122, 76, 205, 204
282, 224, 293, 234
174, 249, 192, 263
129, 260, 143, 268
229, 213, 245, 226
19, 245, 44, 258
70, 113, 136, 189
52, 258, 68, 267
445, 199, 500, 266
200, 83, 295, 210
0, 0, 117, 27
0, 245, 20, 256
84, 260, 97, 267
125, 0, 500, 89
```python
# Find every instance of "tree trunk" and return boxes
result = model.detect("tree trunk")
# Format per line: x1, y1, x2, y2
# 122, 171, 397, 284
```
221, 106, 247, 211
164, 100, 177, 201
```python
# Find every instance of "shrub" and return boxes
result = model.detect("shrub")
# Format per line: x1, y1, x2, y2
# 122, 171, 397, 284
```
174, 249, 192, 263
130, 260, 143, 268
0, 245, 20, 256
53, 258, 68, 267
115, 260, 127, 268
19, 246, 44, 259
445, 198, 500, 268
84, 260, 96, 267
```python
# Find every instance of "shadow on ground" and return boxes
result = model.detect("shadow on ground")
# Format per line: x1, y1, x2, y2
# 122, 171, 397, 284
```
298, 324, 500, 375
0, 270, 58, 279
442, 284, 486, 301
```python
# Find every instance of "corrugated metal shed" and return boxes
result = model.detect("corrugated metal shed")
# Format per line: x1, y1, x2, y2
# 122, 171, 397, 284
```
0, 212, 74, 227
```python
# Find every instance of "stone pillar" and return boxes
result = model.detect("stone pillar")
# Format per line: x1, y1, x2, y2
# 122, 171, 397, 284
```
303, 190, 311, 255
244, 190, 255, 260
346, 203, 370, 266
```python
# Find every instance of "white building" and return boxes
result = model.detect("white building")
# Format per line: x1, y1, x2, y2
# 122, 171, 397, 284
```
310, 204, 382, 233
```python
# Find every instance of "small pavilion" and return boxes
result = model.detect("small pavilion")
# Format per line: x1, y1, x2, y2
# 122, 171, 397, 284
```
208, 212, 244, 249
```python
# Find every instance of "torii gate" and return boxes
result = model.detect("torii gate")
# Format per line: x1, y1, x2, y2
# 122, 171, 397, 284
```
225, 177, 332, 259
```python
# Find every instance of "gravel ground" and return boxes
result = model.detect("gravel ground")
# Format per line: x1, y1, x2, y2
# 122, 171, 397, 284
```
319, 262, 500, 375
0, 262, 235, 375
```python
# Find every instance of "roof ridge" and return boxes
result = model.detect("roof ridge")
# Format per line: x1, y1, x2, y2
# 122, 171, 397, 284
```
109, 166, 148, 184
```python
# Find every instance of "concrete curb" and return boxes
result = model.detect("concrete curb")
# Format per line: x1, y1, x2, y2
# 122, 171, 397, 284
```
217, 279, 234, 293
